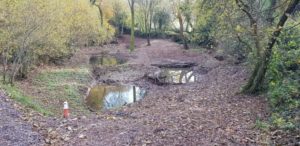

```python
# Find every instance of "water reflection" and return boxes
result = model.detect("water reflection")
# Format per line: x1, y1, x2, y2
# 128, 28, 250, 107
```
89, 56, 119, 66
162, 69, 196, 84
86, 85, 146, 111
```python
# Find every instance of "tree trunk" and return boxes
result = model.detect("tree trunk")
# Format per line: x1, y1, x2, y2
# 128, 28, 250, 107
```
242, 0, 300, 94
129, 0, 135, 51
178, 12, 189, 50
235, 0, 261, 57
133, 86, 136, 102
121, 24, 124, 36
147, 30, 151, 46
1, 48, 8, 84
147, 10, 153, 46
96, 5, 104, 26
145, 13, 151, 46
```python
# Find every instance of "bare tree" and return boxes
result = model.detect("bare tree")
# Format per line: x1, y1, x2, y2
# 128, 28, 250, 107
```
90, 0, 104, 26
172, 0, 189, 50
137, 0, 159, 46
128, 0, 135, 51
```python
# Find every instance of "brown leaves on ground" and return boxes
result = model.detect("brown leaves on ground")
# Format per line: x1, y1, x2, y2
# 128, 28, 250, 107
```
0, 36, 270, 145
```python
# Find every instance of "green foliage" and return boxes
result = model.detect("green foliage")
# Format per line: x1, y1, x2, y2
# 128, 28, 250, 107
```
192, 14, 217, 47
267, 23, 300, 129
111, 2, 128, 35
153, 9, 171, 31
255, 119, 270, 132
271, 113, 296, 130
192, 0, 230, 48
0, 0, 114, 82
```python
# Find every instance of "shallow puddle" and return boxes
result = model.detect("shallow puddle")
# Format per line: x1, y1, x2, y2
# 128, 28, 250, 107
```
161, 69, 197, 84
89, 55, 120, 66
86, 85, 146, 111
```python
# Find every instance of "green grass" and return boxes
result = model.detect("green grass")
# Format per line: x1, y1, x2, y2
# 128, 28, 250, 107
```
0, 67, 92, 117
0, 83, 52, 116
29, 67, 92, 116
255, 119, 270, 132
33, 68, 90, 88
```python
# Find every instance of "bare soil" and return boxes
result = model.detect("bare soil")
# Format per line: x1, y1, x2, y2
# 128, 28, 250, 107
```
0, 35, 271, 145
0, 91, 44, 146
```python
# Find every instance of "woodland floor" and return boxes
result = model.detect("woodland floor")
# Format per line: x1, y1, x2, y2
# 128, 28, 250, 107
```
0, 35, 272, 145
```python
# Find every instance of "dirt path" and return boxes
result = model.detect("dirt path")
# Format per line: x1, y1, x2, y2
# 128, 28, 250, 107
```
0, 35, 269, 145
0, 91, 44, 146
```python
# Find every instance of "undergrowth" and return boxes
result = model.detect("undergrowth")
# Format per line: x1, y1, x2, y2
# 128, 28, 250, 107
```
266, 27, 300, 130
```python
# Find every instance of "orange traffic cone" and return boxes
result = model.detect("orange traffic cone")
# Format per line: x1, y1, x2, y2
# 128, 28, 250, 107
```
63, 101, 69, 118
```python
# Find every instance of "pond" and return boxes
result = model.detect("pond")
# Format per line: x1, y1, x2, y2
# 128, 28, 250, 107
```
147, 68, 198, 84
85, 85, 146, 111
162, 69, 197, 84
89, 55, 121, 66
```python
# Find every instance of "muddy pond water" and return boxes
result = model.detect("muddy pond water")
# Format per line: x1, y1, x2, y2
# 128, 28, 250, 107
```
162, 69, 197, 84
85, 85, 146, 111
148, 68, 199, 84
89, 55, 121, 66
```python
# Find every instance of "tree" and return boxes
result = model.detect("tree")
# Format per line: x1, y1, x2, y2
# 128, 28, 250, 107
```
137, 0, 159, 46
242, 0, 300, 94
172, 0, 189, 49
235, 0, 262, 58
128, 0, 136, 51
112, 2, 128, 36
153, 9, 171, 31
181, 0, 194, 33
0, 0, 114, 84
90, 0, 104, 26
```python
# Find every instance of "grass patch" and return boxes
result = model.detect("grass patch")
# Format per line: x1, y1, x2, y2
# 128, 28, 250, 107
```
1, 67, 92, 117
25, 67, 92, 116
0, 83, 52, 116
255, 119, 270, 132
33, 68, 90, 88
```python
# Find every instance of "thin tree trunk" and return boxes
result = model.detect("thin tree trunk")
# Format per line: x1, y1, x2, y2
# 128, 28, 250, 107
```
128, 0, 135, 51
121, 24, 124, 36
133, 86, 136, 102
147, 10, 153, 46
178, 12, 189, 50
147, 31, 151, 46
10, 48, 22, 85
1, 48, 8, 84
96, 5, 104, 26
242, 0, 300, 94
235, 0, 261, 57
145, 14, 151, 46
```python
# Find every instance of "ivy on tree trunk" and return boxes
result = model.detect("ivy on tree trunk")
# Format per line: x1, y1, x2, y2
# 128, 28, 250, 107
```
242, 0, 300, 94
